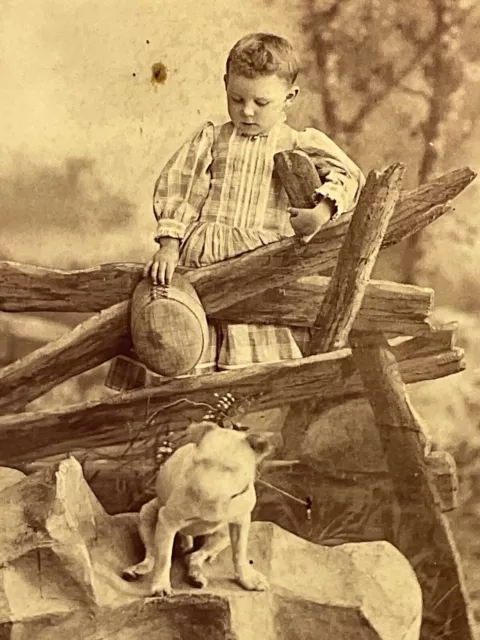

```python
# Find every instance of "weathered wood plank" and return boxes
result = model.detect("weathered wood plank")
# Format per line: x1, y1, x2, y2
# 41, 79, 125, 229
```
0, 278, 435, 413
0, 262, 145, 312
0, 167, 474, 312
392, 322, 459, 360
0, 331, 464, 464
351, 333, 475, 640
212, 276, 434, 333
0, 302, 131, 413
308, 163, 405, 353
280, 157, 404, 462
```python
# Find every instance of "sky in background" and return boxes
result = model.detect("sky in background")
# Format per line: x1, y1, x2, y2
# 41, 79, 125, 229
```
1, 0, 479, 275
0, 0, 310, 266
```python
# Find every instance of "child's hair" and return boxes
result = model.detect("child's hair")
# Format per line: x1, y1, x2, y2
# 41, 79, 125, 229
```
226, 33, 300, 84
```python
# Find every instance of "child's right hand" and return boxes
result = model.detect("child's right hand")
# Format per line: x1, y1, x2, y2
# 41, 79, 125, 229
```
143, 238, 180, 286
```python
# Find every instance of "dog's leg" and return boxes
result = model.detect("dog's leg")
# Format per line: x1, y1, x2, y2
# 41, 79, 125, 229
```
149, 506, 178, 597
229, 516, 269, 591
185, 529, 230, 588
178, 533, 194, 555
122, 499, 158, 581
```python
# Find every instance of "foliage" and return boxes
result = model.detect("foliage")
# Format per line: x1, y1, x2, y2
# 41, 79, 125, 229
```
0, 155, 141, 268
302, 0, 480, 160
301, 0, 480, 291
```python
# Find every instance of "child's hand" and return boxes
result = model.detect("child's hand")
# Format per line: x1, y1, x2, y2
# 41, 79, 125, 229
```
143, 238, 180, 286
288, 199, 336, 244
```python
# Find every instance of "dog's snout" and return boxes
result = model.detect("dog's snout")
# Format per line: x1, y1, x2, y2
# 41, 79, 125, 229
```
185, 485, 228, 517
186, 485, 218, 504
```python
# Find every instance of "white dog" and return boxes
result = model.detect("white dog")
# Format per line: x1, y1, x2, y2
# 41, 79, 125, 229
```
122, 420, 273, 596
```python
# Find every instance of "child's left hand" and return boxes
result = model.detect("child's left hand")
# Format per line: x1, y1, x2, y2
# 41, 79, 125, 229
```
288, 199, 336, 244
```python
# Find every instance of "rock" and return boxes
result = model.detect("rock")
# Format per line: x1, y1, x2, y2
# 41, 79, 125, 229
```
0, 467, 25, 492
284, 396, 458, 512
0, 458, 107, 609
220, 525, 422, 640
299, 397, 388, 474
0, 458, 422, 639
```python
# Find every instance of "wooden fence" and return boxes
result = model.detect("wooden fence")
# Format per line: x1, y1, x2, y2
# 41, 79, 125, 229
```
0, 163, 477, 639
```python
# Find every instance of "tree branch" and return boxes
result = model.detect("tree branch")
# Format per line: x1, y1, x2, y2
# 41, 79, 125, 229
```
404, 0, 473, 285
307, 0, 346, 135
346, 34, 438, 133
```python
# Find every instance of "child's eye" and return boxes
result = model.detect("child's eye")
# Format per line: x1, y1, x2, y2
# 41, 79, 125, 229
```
255, 101, 269, 107
230, 96, 243, 103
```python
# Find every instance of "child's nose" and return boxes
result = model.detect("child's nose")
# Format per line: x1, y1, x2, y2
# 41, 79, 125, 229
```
242, 103, 255, 118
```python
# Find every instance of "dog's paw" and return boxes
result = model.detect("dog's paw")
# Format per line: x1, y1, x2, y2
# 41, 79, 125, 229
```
187, 566, 208, 589
149, 581, 173, 597
122, 565, 146, 582
122, 559, 154, 581
122, 568, 139, 582
236, 568, 269, 592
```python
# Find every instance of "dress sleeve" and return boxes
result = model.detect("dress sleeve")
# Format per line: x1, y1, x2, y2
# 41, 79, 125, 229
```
153, 122, 215, 241
296, 128, 366, 219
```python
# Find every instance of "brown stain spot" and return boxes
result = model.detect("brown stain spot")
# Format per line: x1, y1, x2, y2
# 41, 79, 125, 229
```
151, 62, 168, 85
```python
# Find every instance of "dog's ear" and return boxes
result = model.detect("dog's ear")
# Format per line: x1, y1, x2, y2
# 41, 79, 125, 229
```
245, 432, 275, 462
187, 420, 219, 445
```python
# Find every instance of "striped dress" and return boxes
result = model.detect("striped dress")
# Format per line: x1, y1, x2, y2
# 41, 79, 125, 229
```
152, 119, 364, 374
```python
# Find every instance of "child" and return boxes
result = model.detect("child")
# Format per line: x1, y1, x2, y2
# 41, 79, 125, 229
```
109, 33, 365, 388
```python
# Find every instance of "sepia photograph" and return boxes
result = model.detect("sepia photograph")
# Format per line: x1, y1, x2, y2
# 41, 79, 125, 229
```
1, 1, 480, 638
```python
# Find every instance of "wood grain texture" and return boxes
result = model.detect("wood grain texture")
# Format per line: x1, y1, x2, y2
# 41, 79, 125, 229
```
0, 277, 435, 413
0, 301, 131, 413
0, 261, 145, 312
212, 276, 434, 334
0, 264, 434, 332
281, 160, 404, 461
0, 330, 464, 465
308, 163, 405, 353
351, 333, 475, 640
0, 167, 474, 313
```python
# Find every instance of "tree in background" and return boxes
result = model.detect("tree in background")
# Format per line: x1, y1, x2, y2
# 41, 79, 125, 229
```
300, 0, 480, 293
290, 4, 480, 632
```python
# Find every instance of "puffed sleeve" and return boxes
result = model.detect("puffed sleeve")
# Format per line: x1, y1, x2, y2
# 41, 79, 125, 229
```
153, 122, 215, 241
296, 128, 366, 219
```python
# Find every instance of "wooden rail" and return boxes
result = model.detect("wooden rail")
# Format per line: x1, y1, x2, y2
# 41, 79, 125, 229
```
0, 330, 464, 464
0, 167, 474, 312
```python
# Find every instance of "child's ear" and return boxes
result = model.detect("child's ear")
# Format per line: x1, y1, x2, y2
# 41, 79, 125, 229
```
223, 73, 229, 90
285, 85, 299, 108
246, 432, 275, 463
187, 420, 218, 445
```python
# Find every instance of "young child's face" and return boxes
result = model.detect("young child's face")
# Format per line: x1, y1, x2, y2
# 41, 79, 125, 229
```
224, 73, 298, 136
